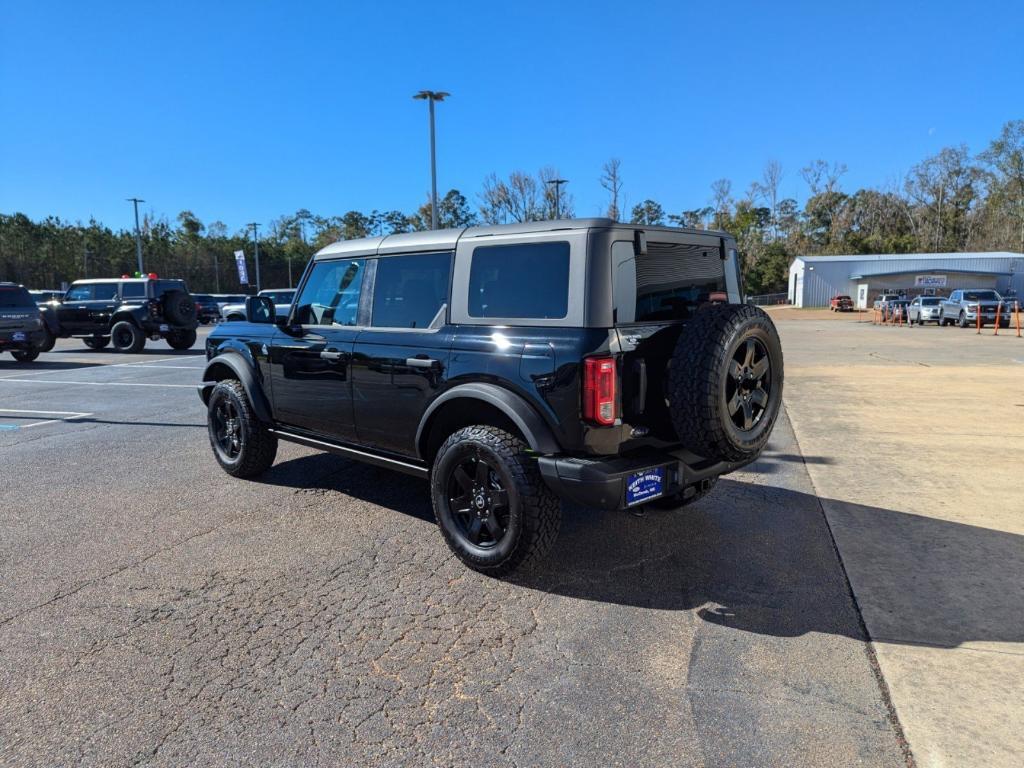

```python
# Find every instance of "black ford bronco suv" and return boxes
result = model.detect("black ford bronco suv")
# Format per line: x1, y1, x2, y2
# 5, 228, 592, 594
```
199, 219, 783, 574
0, 282, 48, 361
44, 276, 199, 352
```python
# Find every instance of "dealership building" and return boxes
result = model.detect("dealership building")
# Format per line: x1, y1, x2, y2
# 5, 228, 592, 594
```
788, 252, 1024, 308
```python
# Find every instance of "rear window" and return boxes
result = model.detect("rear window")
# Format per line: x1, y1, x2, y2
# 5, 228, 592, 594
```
0, 286, 34, 308
613, 240, 727, 323
921, 297, 940, 305
468, 242, 570, 319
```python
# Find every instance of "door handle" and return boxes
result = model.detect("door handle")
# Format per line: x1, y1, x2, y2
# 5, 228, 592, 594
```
406, 357, 439, 369
320, 350, 345, 361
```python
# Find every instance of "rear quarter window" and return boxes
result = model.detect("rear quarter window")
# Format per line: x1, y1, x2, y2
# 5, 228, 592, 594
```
468, 242, 570, 319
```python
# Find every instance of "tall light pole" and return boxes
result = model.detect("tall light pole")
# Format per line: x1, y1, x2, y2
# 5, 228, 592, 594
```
413, 90, 449, 230
247, 222, 261, 292
127, 197, 145, 273
545, 179, 568, 220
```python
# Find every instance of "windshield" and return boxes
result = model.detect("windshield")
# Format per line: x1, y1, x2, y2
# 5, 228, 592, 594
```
921, 297, 940, 305
964, 290, 1000, 301
0, 286, 34, 308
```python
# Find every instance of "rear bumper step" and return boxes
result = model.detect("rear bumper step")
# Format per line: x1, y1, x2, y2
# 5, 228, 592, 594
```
537, 449, 750, 511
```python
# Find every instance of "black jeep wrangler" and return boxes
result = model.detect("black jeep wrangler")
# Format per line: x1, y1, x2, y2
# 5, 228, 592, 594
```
199, 219, 783, 574
43, 277, 199, 352
0, 282, 48, 361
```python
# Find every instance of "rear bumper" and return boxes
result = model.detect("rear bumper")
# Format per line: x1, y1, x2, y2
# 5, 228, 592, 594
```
537, 448, 751, 511
0, 329, 45, 350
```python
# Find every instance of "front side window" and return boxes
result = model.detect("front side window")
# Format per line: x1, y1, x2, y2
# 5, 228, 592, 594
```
294, 259, 366, 326
371, 252, 452, 329
65, 284, 93, 301
468, 242, 569, 319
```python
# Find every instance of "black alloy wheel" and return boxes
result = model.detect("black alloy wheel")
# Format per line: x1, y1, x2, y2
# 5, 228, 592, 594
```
445, 452, 511, 550
725, 338, 772, 432
211, 395, 242, 461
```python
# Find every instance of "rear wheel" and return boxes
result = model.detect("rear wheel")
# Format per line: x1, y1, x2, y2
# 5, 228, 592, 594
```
83, 335, 110, 350
11, 348, 39, 362
110, 321, 145, 353
166, 329, 197, 350
431, 425, 560, 575
207, 379, 278, 477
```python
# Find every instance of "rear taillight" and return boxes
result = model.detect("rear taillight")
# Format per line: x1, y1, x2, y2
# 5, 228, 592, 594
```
583, 357, 617, 426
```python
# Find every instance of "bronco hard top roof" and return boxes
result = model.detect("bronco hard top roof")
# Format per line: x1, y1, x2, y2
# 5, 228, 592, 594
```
314, 218, 731, 260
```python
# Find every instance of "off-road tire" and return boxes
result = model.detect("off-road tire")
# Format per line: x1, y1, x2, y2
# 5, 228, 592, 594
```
431, 425, 560, 576
206, 379, 278, 478
667, 304, 783, 463
166, 329, 197, 350
83, 335, 110, 350
649, 477, 719, 510
162, 290, 197, 325
37, 330, 56, 352
11, 348, 40, 362
110, 321, 145, 353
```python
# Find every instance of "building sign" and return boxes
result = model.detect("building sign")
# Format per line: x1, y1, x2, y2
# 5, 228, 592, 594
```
234, 250, 249, 284
914, 275, 947, 288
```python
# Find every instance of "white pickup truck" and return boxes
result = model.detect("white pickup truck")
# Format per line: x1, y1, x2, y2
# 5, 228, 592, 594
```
938, 289, 1009, 328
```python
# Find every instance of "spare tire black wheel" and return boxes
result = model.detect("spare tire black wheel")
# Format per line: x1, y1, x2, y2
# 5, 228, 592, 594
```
667, 304, 783, 463
163, 290, 197, 325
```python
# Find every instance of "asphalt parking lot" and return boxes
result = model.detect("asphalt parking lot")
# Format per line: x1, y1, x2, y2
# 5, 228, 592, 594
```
0, 325, 914, 767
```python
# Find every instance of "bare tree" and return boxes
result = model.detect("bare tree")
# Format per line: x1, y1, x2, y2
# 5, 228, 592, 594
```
710, 178, 733, 229
539, 166, 575, 219
599, 158, 623, 221
757, 160, 783, 238
479, 171, 543, 223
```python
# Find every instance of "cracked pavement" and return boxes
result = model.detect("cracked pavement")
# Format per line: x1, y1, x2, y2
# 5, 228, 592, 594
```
0, 333, 908, 766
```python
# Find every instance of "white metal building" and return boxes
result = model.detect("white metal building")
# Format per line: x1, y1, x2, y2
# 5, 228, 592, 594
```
788, 252, 1024, 308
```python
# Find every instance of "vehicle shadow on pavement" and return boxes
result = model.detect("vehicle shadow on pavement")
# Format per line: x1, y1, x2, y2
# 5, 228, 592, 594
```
49, 347, 207, 356
261, 454, 1023, 649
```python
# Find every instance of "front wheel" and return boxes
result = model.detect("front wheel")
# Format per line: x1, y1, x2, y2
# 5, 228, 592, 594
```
431, 425, 561, 575
958, 312, 968, 328
207, 380, 278, 477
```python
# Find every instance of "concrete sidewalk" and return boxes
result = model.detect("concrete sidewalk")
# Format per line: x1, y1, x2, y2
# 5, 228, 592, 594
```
775, 312, 1024, 767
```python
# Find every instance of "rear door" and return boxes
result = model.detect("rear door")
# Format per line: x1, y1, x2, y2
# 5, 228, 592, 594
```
351, 251, 454, 456
269, 258, 367, 441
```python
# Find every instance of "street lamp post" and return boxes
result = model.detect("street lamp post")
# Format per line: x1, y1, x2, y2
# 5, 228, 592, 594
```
413, 90, 449, 230
545, 179, 568, 220
127, 197, 145, 273
247, 222, 261, 292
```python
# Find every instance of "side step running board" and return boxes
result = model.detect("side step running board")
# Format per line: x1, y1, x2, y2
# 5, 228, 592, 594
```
267, 429, 429, 479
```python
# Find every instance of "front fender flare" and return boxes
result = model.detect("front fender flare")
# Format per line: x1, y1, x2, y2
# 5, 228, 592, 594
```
416, 382, 561, 458
199, 352, 273, 423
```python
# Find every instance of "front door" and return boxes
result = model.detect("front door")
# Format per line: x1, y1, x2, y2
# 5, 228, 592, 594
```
59, 282, 118, 334
351, 252, 453, 456
269, 257, 367, 442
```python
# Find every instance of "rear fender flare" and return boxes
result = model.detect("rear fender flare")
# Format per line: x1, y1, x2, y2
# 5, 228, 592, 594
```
199, 351, 273, 423
416, 382, 561, 459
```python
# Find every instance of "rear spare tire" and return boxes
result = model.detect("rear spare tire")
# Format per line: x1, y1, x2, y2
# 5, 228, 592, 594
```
162, 290, 197, 325
667, 304, 783, 463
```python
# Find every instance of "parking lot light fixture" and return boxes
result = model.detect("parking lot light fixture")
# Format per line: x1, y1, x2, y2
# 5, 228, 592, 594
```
413, 90, 449, 230
545, 178, 569, 220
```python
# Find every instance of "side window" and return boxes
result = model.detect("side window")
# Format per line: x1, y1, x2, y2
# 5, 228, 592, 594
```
93, 283, 118, 301
370, 252, 452, 329
66, 285, 93, 301
121, 282, 146, 299
468, 242, 570, 319
294, 259, 366, 326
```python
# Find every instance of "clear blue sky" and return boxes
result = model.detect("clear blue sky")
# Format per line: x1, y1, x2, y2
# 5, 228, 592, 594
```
2, 0, 1022, 235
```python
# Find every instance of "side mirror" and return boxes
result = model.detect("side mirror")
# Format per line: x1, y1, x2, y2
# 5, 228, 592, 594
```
245, 296, 275, 324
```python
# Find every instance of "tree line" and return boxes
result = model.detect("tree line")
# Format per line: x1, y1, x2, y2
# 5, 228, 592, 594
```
2, 120, 1021, 296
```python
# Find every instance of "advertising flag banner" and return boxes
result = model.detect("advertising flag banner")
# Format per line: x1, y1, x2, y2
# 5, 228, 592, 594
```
234, 250, 249, 284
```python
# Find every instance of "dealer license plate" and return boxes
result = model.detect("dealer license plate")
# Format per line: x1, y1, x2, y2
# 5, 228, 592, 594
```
625, 467, 665, 506
159, 324, 170, 332
12, 332, 26, 341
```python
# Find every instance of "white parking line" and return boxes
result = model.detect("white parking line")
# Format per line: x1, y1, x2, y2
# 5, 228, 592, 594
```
0, 408, 93, 429
0, 379, 195, 389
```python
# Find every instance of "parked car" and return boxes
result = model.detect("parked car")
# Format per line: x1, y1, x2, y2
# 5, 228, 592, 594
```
28, 289, 63, 305
212, 294, 248, 315
0, 283, 48, 361
199, 219, 785, 575
829, 295, 854, 311
222, 289, 295, 321
908, 296, 943, 325
42, 276, 199, 352
873, 293, 902, 311
193, 294, 223, 324
938, 289, 1009, 328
